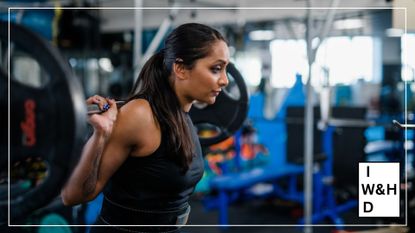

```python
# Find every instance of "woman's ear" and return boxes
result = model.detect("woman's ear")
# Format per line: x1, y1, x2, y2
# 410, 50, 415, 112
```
172, 58, 188, 80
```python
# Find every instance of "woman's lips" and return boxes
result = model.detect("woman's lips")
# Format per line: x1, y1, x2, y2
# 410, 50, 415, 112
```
211, 90, 221, 96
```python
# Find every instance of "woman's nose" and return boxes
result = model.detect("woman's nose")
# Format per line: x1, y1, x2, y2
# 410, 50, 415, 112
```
219, 72, 229, 87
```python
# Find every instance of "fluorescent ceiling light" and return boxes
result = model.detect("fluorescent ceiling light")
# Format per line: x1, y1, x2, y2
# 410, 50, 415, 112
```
333, 19, 364, 30
249, 30, 275, 41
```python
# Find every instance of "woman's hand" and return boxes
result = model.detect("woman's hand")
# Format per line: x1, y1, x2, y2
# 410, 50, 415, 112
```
86, 95, 118, 139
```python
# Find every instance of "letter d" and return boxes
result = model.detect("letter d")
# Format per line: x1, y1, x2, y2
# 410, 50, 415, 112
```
364, 202, 373, 213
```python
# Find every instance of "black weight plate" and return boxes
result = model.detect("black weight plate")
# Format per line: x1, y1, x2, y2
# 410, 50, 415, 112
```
0, 21, 87, 223
9, 77, 56, 164
189, 62, 249, 146
0, 70, 7, 171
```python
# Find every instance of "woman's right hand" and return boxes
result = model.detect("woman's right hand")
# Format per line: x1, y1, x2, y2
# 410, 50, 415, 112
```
86, 95, 118, 139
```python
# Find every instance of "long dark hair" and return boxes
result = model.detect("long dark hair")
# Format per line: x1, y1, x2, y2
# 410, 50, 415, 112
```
128, 23, 226, 172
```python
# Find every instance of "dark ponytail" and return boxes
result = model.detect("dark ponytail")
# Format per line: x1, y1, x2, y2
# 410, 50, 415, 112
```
129, 23, 226, 172
128, 51, 193, 172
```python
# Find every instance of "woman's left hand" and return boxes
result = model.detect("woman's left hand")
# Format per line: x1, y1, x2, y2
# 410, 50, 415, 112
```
86, 95, 118, 139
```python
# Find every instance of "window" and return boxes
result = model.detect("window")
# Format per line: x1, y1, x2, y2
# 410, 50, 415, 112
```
402, 34, 415, 82
270, 39, 308, 87
233, 52, 262, 86
270, 36, 376, 88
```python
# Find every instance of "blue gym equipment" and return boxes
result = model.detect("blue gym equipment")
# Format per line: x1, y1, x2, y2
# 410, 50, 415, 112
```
201, 74, 410, 228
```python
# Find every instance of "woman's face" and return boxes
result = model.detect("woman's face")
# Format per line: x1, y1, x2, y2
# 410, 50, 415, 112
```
183, 40, 230, 105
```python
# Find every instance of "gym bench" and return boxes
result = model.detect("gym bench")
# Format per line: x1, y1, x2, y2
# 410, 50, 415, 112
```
206, 163, 304, 225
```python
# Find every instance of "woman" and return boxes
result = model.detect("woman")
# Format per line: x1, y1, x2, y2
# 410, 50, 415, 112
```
61, 23, 229, 232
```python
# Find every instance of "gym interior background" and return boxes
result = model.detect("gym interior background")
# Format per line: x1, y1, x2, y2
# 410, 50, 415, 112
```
1, 0, 415, 233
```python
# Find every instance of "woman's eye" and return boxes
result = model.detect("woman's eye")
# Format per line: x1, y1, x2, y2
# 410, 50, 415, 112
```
211, 66, 222, 73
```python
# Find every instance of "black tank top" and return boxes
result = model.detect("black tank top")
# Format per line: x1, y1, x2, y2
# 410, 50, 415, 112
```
103, 110, 204, 211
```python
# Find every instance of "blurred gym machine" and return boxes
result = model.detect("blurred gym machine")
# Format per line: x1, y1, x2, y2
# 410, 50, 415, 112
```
286, 106, 366, 225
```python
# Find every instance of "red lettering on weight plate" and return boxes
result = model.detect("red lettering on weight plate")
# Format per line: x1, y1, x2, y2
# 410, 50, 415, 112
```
20, 99, 36, 147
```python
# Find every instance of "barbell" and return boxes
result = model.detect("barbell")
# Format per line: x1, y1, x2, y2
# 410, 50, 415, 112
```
0, 21, 248, 223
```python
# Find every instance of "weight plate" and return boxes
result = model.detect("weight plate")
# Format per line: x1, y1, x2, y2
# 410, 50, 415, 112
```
0, 21, 87, 223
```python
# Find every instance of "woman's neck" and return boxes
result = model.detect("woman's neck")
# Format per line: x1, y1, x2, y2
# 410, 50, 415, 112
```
171, 76, 193, 113
172, 88, 192, 113
177, 95, 192, 113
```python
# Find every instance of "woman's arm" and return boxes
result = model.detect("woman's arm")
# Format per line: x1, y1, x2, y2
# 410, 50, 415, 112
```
61, 98, 154, 205
61, 129, 116, 205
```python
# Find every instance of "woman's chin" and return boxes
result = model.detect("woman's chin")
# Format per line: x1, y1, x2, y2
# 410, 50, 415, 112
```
207, 97, 217, 105
193, 97, 216, 106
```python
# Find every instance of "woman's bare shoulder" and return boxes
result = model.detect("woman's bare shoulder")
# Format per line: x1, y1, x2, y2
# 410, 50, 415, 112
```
117, 98, 156, 129
115, 99, 161, 155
